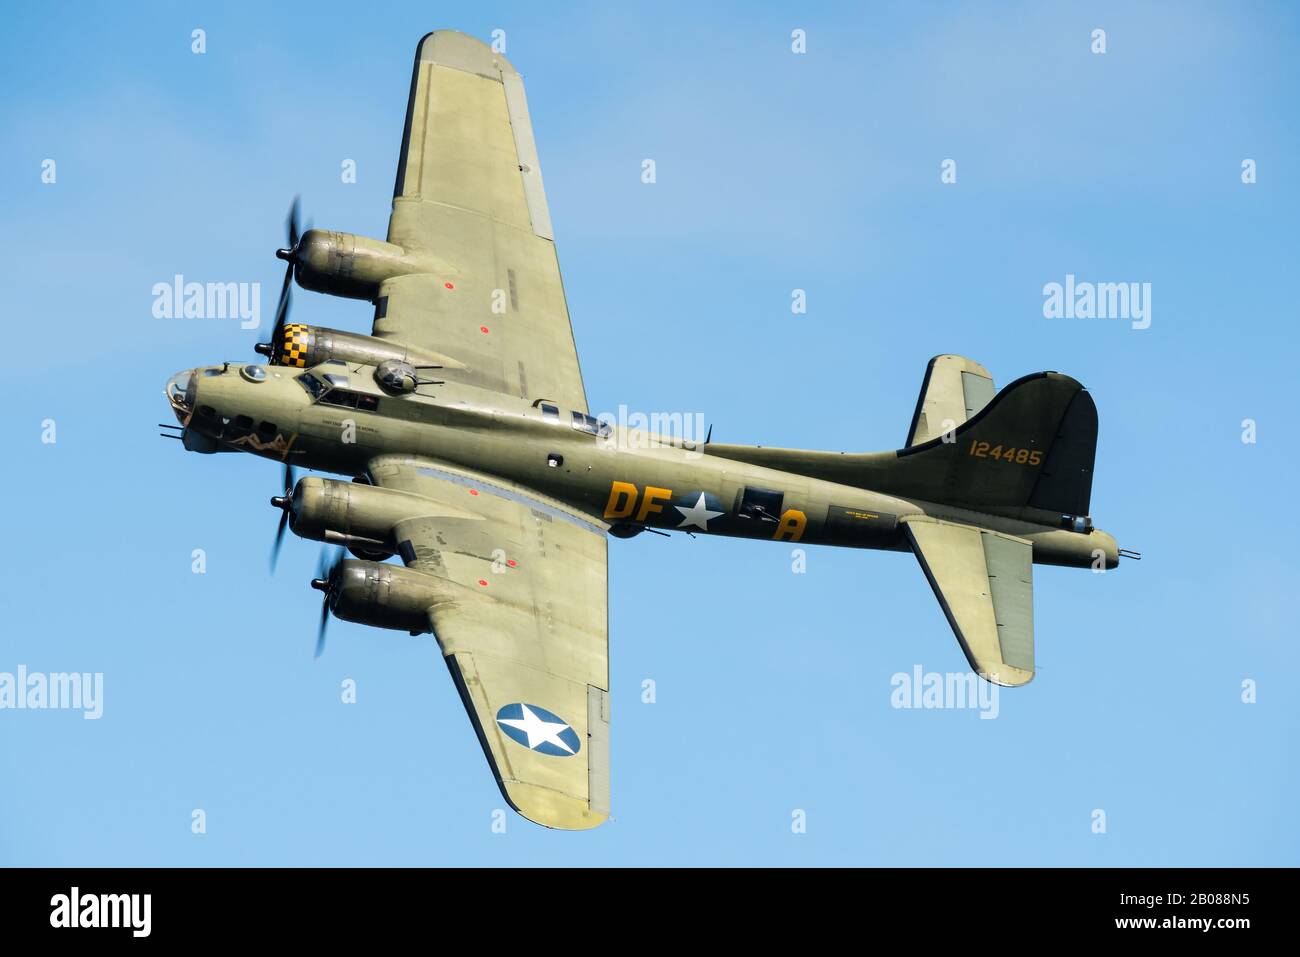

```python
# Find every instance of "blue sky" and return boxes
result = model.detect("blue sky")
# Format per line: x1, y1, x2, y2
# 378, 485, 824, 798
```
2, 1, 1297, 865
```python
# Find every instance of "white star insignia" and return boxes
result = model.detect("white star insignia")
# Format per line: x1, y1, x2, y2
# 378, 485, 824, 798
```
674, 493, 724, 531
498, 704, 576, 754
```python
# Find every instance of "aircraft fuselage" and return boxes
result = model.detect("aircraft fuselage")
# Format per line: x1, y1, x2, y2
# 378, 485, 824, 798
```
168, 361, 1116, 569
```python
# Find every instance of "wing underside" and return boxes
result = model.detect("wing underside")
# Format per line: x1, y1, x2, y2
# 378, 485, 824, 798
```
379, 31, 587, 410
369, 454, 610, 829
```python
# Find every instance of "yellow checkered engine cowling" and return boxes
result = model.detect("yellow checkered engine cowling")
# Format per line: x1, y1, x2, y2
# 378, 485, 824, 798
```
278, 323, 312, 367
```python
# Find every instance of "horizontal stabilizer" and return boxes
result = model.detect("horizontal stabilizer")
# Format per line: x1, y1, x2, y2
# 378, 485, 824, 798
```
904, 517, 1035, 687
906, 355, 996, 447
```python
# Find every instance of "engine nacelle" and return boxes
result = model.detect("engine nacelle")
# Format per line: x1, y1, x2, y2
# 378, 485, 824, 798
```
292, 229, 414, 301
327, 560, 438, 633
263, 322, 459, 372
288, 477, 428, 552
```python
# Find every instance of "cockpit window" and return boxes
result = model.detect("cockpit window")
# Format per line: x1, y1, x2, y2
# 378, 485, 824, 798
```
540, 403, 559, 421
298, 371, 378, 411
298, 372, 326, 399
319, 389, 379, 412
571, 411, 612, 437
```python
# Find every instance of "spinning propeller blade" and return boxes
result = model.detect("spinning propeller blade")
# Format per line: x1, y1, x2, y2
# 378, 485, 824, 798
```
309, 547, 344, 659
256, 196, 303, 360
269, 460, 297, 572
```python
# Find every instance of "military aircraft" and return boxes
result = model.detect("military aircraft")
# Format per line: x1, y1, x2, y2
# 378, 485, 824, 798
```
163, 30, 1136, 830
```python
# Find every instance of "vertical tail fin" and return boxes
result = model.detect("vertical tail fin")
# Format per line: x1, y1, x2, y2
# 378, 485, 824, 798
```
889, 372, 1098, 516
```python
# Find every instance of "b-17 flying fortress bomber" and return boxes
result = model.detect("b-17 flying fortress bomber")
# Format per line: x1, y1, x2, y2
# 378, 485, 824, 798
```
164, 30, 1135, 830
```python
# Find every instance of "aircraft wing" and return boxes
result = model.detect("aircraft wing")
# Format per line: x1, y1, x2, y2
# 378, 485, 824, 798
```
367, 454, 610, 829
902, 516, 1035, 687
377, 31, 588, 411
905, 355, 996, 447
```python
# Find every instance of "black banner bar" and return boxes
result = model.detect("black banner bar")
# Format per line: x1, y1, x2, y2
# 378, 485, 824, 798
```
0, 866, 1281, 941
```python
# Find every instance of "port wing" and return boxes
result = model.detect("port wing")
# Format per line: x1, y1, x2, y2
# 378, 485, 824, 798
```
378, 31, 588, 410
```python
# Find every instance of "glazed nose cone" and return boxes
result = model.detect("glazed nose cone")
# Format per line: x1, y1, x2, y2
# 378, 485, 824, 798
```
165, 369, 196, 421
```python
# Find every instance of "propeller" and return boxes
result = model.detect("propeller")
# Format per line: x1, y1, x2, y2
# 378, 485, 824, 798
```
268, 459, 298, 572
255, 196, 302, 361
309, 547, 344, 659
